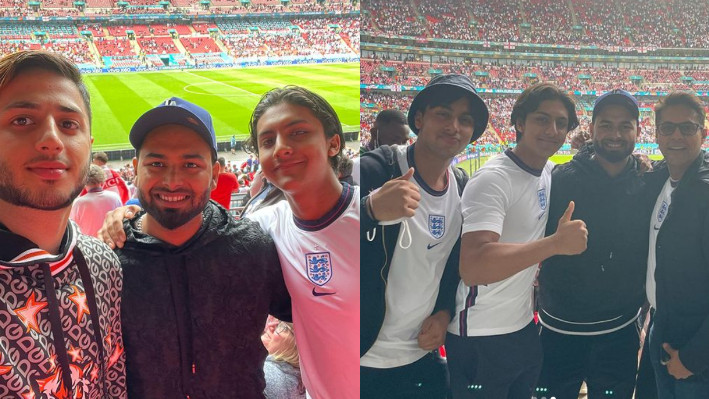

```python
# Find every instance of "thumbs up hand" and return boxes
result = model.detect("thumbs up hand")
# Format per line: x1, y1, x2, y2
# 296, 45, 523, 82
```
552, 201, 588, 255
369, 167, 421, 222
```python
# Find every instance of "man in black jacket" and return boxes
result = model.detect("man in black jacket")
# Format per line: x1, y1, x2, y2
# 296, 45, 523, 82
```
360, 74, 489, 399
645, 91, 709, 397
538, 89, 656, 399
115, 98, 291, 398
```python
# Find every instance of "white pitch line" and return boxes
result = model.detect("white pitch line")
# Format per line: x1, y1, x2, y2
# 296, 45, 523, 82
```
185, 70, 261, 97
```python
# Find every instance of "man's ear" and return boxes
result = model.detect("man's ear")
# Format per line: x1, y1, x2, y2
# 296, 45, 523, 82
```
327, 134, 341, 157
210, 160, 219, 190
414, 110, 425, 131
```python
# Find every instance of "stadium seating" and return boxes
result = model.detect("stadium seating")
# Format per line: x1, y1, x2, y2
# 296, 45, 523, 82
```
138, 36, 180, 55
0, 4, 358, 69
362, 0, 709, 49
180, 36, 220, 53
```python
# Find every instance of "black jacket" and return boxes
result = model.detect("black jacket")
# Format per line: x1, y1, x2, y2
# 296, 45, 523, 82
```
645, 151, 709, 379
539, 144, 659, 333
117, 201, 291, 398
360, 144, 465, 357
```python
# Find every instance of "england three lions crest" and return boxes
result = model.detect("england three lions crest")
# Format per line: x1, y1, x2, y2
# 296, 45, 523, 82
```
306, 252, 332, 286
537, 188, 547, 210
429, 215, 445, 239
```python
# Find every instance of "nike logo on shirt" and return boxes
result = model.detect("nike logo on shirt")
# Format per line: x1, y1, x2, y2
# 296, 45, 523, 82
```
427, 242, 442, 250
312, 288, 336, 297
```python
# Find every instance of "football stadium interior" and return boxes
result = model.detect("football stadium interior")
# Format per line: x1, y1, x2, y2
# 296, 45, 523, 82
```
0, 0, 360, 155
361, 0, 709, 169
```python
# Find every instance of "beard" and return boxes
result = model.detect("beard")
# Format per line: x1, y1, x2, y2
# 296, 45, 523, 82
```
0, 158, 88, 211
593, 138, 634, 163
138, 187, 210, 230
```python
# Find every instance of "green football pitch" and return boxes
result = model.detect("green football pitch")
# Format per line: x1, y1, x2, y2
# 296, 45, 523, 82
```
84, 62, 360, 151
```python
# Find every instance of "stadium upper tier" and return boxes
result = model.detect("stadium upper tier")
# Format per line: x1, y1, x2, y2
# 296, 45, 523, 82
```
362, 0, 709, 49
0, 16, 359, 68
0, 0, 356, 18
361, 58, 709, 92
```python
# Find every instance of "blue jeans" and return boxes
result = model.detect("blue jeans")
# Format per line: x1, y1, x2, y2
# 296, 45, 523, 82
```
649, 323, 709, 398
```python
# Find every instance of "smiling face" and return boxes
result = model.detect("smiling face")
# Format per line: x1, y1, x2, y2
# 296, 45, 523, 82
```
656, 104, 706, 180
134, 124, 218, 230
591, 104, 638, 163
515, 99, 570, 165
255, 102, 340, 194
413, 96, 475, 161
0, 69, 92, 211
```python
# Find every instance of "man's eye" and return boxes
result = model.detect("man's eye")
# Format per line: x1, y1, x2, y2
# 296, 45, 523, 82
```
149, 162, 164, 167
11, 117, 33, 126
260, 138, 274, 147
185, 163, 198, 168
62, 120, 80, 130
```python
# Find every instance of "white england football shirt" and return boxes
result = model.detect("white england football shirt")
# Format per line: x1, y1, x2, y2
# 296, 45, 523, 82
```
360, 144, 463, 368
449, 150, 553, 337
248, 184, 359, 399
647, 178, 674, 310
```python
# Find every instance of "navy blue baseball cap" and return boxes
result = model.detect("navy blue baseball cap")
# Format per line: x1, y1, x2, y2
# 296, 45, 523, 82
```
592, 89, 639, 122
408, 74, 490, 143
129, 97, 217, 158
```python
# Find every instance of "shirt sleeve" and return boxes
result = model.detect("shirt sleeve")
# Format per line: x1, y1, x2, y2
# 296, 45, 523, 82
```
461, 167, 511, 236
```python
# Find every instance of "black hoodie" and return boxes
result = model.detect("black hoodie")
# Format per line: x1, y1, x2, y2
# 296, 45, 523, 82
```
117, 201, 291, 398
539, 143, 659, 334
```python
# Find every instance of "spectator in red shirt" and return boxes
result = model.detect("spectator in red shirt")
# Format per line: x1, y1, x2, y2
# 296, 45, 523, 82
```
210, 156, 239, 210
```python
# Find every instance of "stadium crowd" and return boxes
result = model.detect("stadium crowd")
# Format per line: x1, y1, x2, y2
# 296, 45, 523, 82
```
363, 0, 709, 49
361, 57, 709, 92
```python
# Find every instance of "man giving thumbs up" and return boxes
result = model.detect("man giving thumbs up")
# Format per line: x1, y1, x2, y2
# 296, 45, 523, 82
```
446, 83, 585, 399
360, 74, 490, 399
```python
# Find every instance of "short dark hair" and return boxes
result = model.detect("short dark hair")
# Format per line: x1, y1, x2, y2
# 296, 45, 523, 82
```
245, 86, 344, 170
92, 152, 109, 164
217, 156, 226, 168
510, 83, 579, 142
654, 91, 706, 133
0, 50, 91, 125
375, 109, 407, 126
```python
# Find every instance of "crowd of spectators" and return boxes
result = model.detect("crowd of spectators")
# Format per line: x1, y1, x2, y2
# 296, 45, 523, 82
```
365, 0, 428, 37
0, 0, 357, 18
361, 57, 709, 93
222, 16, 359, 59
363, 0, 709, 50
41, 40, 94, 64
139, 36, 182, 54
95, 37, 136, 57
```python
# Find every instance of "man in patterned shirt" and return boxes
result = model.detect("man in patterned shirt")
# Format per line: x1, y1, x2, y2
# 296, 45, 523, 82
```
0, 50, 126, 398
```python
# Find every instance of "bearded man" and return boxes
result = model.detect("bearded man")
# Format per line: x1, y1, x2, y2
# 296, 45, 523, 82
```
115, 97, 291, 398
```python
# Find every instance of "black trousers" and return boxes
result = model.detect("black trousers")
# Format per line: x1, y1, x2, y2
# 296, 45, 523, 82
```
446, 322, 543, 399
538, 322, 640, 399
360, 352, 448, 399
